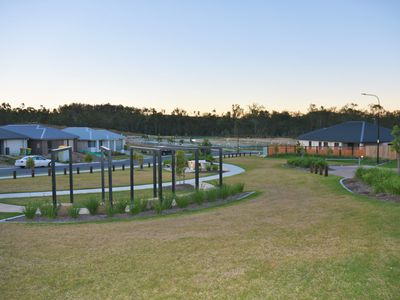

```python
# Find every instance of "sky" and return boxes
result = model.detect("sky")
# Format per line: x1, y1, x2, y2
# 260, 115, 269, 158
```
0, 0, 399, 114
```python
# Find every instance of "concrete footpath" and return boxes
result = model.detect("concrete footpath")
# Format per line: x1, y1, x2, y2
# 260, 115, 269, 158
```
0, 163, 245, 213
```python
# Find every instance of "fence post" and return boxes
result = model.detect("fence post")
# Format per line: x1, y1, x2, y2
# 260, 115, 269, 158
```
319, 166, 323, 175
31, 169, 35, 177
122, 164, 125, 171
64, 168, 67, 175
90, 166, 93, 173
324, 165, 328, 177
112, 164, 115, 172
77, 167, 80, 175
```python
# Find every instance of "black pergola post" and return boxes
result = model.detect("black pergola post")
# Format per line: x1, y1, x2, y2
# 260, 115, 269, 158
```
158, 150, 163, 200
195, 149, 199, 190
100, 150, 105, 202
153, 152, 157, 197
100, 146, 113, 208
50, 146, 74, 209
219, 147, 223, 186
130, 148, 134, 207
171, 150, 176, 194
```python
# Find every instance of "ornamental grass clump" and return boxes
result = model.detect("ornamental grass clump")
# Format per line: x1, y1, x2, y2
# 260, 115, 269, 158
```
83, 197, 100, 215
130, 199, 148, 215
154, 201, 163, 215
356, 167, 400, 195
23, 202, 38, 219
287, 157, 327, 169
39, 202, 59, 218
175, 195, 190, 208
192, 190, 206, 205
67, 206, 80, 218
114, 198, 128, 214
162, 195, 174, 210
205, 188, 219, 202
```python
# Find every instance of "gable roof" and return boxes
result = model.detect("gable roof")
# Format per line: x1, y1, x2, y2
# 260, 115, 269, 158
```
0, 128, 28, 140
62, 127, 125, 140
298, 121, 393, 143
1, 124, 78, 140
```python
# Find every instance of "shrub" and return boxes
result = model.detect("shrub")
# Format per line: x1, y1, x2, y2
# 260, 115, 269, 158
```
154, 201, 163, 214
67, 206, 80, 218
192, 190, 206, 205
130, 199, 148, 215
175, 195, 190, 208
205, 188, 219, 202
114, 198, 128, 214
287, 157, 327, 169
83, 197, 100, 215
39, 202, 59, 218
162, 195, 174, 210
106, 203, 114, 217
23, 202, 38, 219
219, 184, 231, 199
231, 182, 245, 194
84, 153, 93, 163
356, 167, 400, 195
26, 157, 35, 169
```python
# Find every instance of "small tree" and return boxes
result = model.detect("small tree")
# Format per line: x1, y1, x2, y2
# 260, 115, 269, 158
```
201, 138, 212, 156
390, 125, 400, 174
176, 150, 187, 183
84, 153, 93, 163
26, 157, 35, 169
133, 152, 144, 169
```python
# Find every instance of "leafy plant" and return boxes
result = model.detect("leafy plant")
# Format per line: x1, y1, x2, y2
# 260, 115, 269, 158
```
84, 153, 93, 163
175, 195, 190, 208
67, 206, 80, 218
83, 197, 100, 215
106, 203, 114, 217
26, 157, 35, 169
130, 199, 148, 215
205, 188, 219, 201
176, 150, 187, 183
23, 202, 38, 219
114, 198, 128, 214
162, 195, 174, 210
356, 167, 400, 195
39, 202, 59, 218
154, 201, 163, 214
192, 190, 206, 205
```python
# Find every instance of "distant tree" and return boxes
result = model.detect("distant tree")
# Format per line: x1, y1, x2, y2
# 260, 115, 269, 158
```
176, 150, 187, 183
390, 125, 400, 174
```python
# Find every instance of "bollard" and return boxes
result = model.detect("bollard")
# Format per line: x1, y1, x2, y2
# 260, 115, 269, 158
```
77, 167, 80, 175
112, 165, 115, 172
13, 170, 16, 179
244, 153, 246, 157
250, 152, 252, 156
140, 163, 143, 169
148, 162, 151, 168
48, 168, 51, 176
31, 169, 35, 177
90, 166, 93, 173
239, 153, 242, 157
324, 165, 328, 177
122, 164, 125, 171
310, 166, 313, 173
64, 168, 67, 175
314, 166, 318, 174
319, 166, 323, 175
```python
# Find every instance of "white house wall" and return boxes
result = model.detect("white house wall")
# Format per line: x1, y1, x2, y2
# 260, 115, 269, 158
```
299, 140, 343, 147
3, 139, 27, 155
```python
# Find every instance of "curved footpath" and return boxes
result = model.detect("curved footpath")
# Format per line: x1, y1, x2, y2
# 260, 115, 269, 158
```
0, 163, 245, 213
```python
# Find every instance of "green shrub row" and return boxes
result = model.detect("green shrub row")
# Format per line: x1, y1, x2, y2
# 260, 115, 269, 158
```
355, 167, 400, 195
287, 157, 327, 169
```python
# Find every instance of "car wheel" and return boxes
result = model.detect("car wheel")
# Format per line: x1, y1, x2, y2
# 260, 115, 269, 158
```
48, 162, 51, 167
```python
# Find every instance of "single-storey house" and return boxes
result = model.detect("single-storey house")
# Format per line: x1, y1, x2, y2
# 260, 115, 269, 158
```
0, 128, 28, 155
1, 124, 78, 156
61, 127, 125, 153
298, 121, 393, 150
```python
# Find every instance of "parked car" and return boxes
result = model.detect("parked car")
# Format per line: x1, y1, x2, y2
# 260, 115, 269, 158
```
15, 156, 52, 168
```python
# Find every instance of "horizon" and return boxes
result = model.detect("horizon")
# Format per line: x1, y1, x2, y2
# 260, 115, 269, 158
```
1, 1, 399, 113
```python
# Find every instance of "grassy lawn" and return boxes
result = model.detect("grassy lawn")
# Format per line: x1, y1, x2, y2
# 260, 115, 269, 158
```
0, 157, 399, 299
0, 168, 215, 193
0, 212, 22, 220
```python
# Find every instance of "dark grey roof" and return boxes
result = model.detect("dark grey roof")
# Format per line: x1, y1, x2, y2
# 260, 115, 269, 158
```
298, 121, 393, 143
62, 127, 125, 140
1, 124, 78, 140
0, 128, 28, 140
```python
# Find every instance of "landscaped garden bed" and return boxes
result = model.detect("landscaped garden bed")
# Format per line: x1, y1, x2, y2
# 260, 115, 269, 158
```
9, 183, 251, 223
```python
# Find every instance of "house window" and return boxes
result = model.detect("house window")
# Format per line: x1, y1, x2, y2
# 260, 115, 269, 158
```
334, 142, 339, 147
99, 140, 103, 147
318, 142, 322, 147
323, 142, 328, 147
308, 141, 312, 147
88, 141, 96, 148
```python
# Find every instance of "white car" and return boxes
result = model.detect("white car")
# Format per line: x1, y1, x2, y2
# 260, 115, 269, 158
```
15, 156, 52, 168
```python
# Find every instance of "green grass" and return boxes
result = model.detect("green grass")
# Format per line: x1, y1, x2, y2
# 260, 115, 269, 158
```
355, 167, 400, 195
380, 160, 398, 169
0, 157, 399, 299
0, 212, 22, 220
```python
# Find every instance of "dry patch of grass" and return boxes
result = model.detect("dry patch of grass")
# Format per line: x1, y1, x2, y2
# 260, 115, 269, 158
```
0, 168, 214, 193
0, 157, 399, 299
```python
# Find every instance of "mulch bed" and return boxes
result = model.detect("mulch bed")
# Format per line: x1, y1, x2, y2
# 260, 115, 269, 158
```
6, 191, 255, 223
342, 178, 400, 203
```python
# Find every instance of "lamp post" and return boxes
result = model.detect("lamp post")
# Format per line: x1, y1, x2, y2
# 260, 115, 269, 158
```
361, 93, 381, 164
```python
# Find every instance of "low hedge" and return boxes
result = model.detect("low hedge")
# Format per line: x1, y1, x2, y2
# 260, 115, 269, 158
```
287, 157, 327, 169
355, 167, 400, 195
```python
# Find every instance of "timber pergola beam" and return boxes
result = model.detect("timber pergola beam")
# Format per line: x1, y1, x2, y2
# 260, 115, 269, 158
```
50, 146, 73, 208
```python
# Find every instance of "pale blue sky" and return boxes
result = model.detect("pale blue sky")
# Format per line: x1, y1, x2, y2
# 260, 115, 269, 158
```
0, 0, 399, 113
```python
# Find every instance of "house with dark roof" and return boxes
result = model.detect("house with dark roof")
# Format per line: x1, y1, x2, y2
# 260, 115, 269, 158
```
61, 127, 125, 153
0, 128, 28, 155
0, 124, 78, 156
298, 121, 393, 150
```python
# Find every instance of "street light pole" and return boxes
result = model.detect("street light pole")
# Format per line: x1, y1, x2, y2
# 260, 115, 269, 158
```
361, 93, 381, 164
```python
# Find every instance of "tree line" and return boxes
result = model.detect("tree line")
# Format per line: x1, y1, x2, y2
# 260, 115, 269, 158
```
0, 102, 399, 137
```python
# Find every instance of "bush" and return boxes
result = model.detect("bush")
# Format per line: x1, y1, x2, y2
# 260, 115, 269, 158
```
83, 197, 100, 215
84, 153, 93, 163
219, 184, 231, 199
162, 195, 174, 210
114, 198, 128, 214
231, 182, 245, 194
175, 195, 190, 208
67, 206, 80, 218
130, 199, 148, 215
26, 157, 35, 169
106, 203, 114, 217
192, 190, 206, 205
356, 167, 400, 195
205, 188, 219, 201
287, 157, 327, 169
154, 201, 163, 214
39, 202, 59, 218
23, 202, 38, 219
